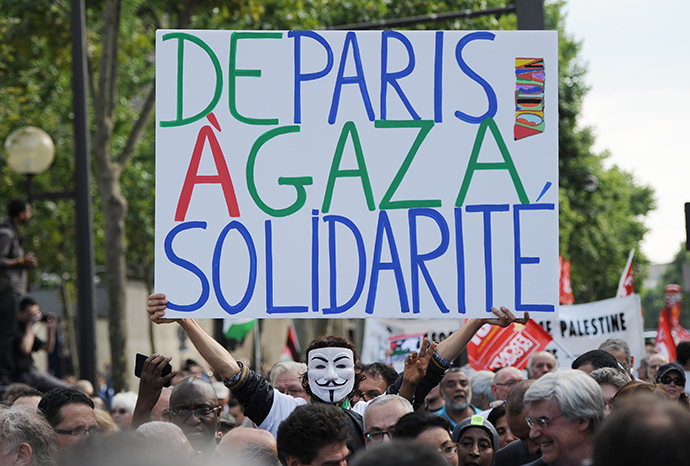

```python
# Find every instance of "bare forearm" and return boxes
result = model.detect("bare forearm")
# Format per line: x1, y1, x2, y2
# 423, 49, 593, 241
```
435, 319, 483, 361
179, 319, 240, 379
20, 328, 35, 355
399, 378, 417, 403
132, 390, 160, 429
45, 330, 56, 353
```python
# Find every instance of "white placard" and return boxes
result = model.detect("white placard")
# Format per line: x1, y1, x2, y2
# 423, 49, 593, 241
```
537, 294, 645, 369
155, 30, 559, 319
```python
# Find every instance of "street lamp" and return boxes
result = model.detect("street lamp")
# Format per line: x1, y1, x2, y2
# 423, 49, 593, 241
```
5, 127, 58, 205
5, 126, 55, 174
4, 126, 74, 204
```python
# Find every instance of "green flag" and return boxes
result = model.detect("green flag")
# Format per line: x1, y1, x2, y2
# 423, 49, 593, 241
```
223, 319, 256, 342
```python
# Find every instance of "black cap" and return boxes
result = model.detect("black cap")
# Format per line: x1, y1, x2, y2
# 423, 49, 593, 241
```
656, 362, 686, 385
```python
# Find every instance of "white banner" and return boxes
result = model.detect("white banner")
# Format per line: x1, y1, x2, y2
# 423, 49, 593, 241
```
362, 318, 464, 367
362, 294, 645, 372
155, 30, 559, 319
537, 294, 645, 370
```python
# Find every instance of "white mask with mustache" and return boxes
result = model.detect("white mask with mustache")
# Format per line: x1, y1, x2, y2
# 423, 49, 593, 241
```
307, 347, 355, 403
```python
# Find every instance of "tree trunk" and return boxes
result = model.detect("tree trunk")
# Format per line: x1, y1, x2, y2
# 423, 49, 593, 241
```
96, 164, 129, 393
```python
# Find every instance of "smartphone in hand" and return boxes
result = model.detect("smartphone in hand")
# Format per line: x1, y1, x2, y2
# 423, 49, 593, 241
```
134, 353, 173, 387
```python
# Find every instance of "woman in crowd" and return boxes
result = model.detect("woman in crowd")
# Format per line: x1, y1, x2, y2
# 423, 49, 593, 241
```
486, 403, 515, 449
655, 362, 690, 409
451, 415, 498, 466
109, 391, 138, 430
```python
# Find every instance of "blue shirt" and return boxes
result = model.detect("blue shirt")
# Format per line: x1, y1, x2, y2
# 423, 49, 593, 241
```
434, 404, 481, 429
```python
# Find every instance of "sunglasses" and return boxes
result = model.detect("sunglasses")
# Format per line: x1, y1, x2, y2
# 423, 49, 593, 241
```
657, 376, 684, 386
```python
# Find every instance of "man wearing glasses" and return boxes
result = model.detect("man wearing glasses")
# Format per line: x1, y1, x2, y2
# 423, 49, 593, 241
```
490, 367, 525, 402
362, 395, 412, 446
167, 376, 221, 461
38, 387, 98, 454
522, 370, 605, 466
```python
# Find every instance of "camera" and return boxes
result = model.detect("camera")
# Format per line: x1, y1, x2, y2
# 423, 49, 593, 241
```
40, 314, 54, 323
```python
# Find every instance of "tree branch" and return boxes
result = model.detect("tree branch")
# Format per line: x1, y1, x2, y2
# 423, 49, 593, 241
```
97, 0, 121, 134
115, 83, 155, 168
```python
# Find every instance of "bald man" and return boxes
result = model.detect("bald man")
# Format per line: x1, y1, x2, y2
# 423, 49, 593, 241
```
169, 377, 221, 461
491, 367, 525, 401
213, 427, 279, 466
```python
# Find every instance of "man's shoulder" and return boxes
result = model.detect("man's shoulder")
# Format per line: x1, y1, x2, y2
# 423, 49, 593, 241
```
493, 441, 541, 466
522, 459, 548, 466
0, 221, 15, 243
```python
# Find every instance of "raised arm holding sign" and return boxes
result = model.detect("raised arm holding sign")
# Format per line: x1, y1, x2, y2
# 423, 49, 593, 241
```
147, 292, 528, 421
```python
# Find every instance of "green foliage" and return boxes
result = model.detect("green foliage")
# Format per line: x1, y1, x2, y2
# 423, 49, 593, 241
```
641, 245, 690, 329
548, 1, 655, 303
0, 0, 81, 287
1, 0, 656, 309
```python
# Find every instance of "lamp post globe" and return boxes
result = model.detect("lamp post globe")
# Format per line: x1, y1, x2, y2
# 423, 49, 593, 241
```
4, 126, 55, 175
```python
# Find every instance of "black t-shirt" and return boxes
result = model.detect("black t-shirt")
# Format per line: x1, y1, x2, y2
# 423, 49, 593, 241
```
12, 321, 44, 374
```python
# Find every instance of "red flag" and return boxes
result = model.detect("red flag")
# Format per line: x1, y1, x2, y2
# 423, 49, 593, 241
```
285, 324, 301, 362
663, 285, 690, 344
656, 309, 677, 361
559, 255, 574, 305
616, 249, 635, 298
467, 319, 553, 371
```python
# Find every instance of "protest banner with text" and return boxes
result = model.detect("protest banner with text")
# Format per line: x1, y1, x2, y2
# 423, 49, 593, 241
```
155, 30, 559, 319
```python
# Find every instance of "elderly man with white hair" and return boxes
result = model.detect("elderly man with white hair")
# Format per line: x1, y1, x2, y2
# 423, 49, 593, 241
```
0, 405, 58, 466
527, 351, 557, 380
522, 370, 605, 466
470, 370, 495, 411
269, 361, 309, 402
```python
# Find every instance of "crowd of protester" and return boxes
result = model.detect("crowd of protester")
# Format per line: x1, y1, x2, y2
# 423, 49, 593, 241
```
0, 292, 689, 466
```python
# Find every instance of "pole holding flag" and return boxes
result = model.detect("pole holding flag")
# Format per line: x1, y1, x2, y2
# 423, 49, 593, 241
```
616, 248, 635, 298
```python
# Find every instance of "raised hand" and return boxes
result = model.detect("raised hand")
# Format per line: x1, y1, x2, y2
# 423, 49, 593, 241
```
480, 306, 529, 328
132, 353, 179, 429
403, 338, 437, 386
147, 293, 177, 324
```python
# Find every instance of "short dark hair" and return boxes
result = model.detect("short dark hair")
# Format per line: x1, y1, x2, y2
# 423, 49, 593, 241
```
7, 199, 28, 218
38, 387, 94, 427
487, 404, 506, 427
592, 395, 690, 466
350, 439, 448, 466
18, 297, 37, 312
505, 379, 534, 416
59, 431, 190, 466
277, 404, 351, 466
8, 387, 43, 405
301, 335, 365, 398
363, 362, 398, 387
227, 397, 243, 411
2, 383, 35, 405
676, 341, 690, 365
571, 350, 619, 371
393, 411, 451, 439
